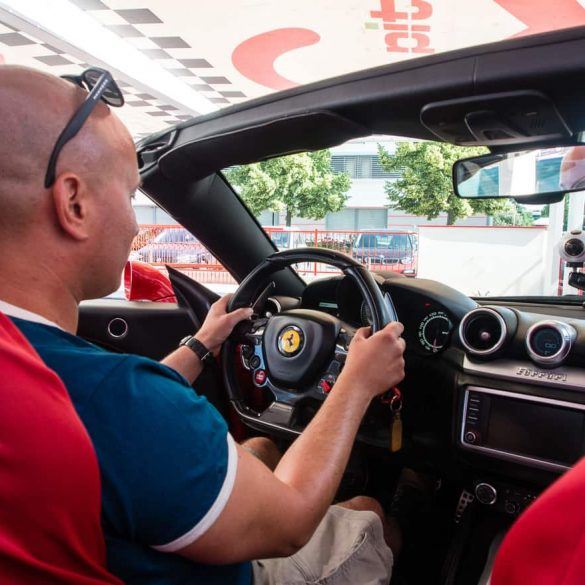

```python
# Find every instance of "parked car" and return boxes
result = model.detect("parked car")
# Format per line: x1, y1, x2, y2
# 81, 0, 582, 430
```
135, 228, 210, 264
352, 230, 417, 275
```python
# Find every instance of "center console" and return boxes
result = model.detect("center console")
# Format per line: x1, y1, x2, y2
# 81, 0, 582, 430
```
457, 306, 585, 474
460, 386, 585, 472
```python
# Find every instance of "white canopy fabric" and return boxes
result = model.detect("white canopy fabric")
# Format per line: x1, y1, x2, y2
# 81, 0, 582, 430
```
0, 0, 584, 137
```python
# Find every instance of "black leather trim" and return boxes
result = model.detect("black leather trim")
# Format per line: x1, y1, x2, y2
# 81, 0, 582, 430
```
167, 265, 219, 328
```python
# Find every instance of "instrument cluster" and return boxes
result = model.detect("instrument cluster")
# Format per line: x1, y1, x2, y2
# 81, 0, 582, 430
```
302, 275, 456, 356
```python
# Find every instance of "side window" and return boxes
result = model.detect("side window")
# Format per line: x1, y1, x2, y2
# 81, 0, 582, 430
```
116, 199, 238, 299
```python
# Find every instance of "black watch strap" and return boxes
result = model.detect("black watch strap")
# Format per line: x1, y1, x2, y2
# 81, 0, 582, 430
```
179, 335, 215, 365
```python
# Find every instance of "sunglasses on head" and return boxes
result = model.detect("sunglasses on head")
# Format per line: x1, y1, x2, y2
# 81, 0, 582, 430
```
44, 67, 125, 188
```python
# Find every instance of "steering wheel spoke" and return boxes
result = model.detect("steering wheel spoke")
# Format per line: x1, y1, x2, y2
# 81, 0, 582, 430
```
333, 323, 357, 364
247, 378, 311, 431
232, 316, 269, 343
257, 400, 295, 428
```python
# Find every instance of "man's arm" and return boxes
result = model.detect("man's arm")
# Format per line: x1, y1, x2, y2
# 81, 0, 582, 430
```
161, 295, 252, 384
179, 323, 405, 564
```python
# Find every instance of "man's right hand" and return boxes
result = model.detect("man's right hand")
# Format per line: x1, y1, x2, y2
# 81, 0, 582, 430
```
338, 322, 406, 400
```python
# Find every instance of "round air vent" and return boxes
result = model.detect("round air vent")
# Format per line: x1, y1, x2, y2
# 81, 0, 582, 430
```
459, 308, 507, 356
526, 320, 576, 367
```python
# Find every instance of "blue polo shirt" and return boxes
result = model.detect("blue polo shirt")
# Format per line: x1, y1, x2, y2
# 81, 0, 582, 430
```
14, 317, 252, 585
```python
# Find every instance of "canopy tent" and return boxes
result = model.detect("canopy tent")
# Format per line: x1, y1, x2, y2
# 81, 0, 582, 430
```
0, 0, 584, 138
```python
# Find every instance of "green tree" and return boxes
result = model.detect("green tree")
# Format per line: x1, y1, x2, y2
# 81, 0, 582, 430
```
225, 150, 351, 226
378, 141, 512, 225
492, 202, 535, 226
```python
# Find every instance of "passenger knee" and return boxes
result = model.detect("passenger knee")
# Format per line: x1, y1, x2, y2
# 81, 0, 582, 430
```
341, 495, 385, 521
241, 436, 282, 470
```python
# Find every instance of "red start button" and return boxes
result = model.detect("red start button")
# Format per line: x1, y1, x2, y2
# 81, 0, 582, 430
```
254, 369, 267, 385
319, 379, 333, 394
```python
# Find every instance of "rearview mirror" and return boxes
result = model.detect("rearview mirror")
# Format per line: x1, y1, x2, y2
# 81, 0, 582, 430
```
453, 145, 585, 201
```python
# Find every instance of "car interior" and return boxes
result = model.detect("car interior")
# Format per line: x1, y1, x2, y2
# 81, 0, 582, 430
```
75, 26, 585, 584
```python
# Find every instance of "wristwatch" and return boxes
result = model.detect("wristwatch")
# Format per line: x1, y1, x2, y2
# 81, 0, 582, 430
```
179, 335, 215, 365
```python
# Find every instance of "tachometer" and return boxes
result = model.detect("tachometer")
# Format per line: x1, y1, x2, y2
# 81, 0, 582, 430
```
418, 311, 452, 353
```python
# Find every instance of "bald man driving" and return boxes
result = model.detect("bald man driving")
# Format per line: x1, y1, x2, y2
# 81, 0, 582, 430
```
0, 65, 407, 585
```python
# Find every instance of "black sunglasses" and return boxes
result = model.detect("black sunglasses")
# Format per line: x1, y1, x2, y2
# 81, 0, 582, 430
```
44, 67, 125, 188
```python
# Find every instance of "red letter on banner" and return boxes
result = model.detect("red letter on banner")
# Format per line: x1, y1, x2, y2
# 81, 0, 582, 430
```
385, 31, 434, 54
411, 0, 433, 20
370, 0, 408, 22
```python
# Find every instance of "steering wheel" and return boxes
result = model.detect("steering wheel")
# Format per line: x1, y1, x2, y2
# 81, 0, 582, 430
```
222, 248, 396, 441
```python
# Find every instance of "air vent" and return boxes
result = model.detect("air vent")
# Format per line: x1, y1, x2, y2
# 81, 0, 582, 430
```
526, 320, 576, 367
459, 308, 507, 356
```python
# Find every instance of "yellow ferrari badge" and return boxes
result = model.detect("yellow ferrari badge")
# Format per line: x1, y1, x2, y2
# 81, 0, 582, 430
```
278, 326, 304, 356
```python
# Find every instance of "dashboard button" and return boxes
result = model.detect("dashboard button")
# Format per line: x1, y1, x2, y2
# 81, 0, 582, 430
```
254, 369, 267, 386
465, 431, 478, 444
249, 355, 261, 369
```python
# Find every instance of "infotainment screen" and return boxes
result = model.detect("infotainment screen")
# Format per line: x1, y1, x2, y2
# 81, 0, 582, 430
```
487, 397, 584, 466
462, 387, 585, 470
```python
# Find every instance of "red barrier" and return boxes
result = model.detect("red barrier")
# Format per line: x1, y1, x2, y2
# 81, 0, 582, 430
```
131, 225, 419, 285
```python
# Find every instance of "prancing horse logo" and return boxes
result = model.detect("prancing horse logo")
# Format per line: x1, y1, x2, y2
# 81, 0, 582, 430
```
278, 326, 303, 356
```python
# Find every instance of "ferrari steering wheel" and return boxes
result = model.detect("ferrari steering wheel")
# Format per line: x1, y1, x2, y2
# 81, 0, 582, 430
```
222, 248, 395, 438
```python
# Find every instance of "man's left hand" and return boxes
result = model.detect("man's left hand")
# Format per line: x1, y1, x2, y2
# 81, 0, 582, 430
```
195, 295, 253, 355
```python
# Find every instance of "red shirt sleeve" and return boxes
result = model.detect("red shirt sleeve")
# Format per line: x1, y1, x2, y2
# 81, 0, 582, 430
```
0, 313, 122, 585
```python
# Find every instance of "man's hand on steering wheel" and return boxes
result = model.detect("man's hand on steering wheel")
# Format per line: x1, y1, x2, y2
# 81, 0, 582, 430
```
195, 295, 253, 355
338, 322, 406, 400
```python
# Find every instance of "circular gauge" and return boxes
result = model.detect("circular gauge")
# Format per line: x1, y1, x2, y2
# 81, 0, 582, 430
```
360, 300, 373, 326
418, 312, 452, 353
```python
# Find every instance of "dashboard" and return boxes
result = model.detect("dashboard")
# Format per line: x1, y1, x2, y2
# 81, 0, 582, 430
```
301, 274, 473, 357
299, 273, 585, 504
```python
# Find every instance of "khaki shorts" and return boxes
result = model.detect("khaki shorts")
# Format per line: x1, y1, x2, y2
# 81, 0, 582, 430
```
252, 505, 393, 585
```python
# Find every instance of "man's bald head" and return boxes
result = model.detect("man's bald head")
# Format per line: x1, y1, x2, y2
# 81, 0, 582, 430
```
0, 65, 140, 308
0, 65, 134, 233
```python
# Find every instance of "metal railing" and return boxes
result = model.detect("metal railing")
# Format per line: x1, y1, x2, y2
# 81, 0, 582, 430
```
131, 225, 419, 284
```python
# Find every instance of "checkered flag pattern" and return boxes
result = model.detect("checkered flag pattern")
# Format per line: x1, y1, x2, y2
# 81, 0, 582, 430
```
71, 0, 247, 106
0, 20, 195, 136
0, 1, 249, 137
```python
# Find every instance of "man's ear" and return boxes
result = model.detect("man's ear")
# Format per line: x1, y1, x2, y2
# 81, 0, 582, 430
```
51, 173, 91, 241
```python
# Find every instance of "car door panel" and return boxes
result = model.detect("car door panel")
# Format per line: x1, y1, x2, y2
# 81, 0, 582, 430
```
78, 300, 194, 361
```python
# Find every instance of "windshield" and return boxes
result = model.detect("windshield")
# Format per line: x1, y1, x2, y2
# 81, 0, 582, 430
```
224, 137, 584, 300
2, 1, 585, 138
